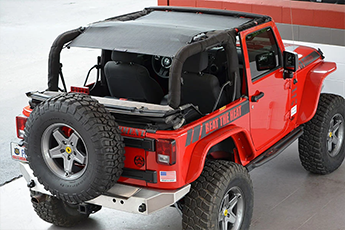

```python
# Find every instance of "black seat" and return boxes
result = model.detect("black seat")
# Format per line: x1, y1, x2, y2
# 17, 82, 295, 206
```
104, 51, 164, 104
181, 52, 223, 114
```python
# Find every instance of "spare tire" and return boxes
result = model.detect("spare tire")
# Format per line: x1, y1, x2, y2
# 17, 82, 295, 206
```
24, 93, 125, 203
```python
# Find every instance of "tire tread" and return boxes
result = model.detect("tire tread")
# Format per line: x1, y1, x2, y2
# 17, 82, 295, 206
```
31, 193, 89, 227
25, 93, 125, 203
299, 94, 345, 174
182, 161, 253, 230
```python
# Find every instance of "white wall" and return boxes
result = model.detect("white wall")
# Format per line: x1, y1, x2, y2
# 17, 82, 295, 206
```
284, 40, 345, 98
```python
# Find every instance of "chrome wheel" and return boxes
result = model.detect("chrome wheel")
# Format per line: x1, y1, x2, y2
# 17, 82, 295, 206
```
218, 186, 245, 230
41, 123, 88, 180
327, 113, 344, 157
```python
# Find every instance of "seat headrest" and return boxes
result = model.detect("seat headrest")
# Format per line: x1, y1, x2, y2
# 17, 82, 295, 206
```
111, 51, 137, 63
183, 52, 208, 73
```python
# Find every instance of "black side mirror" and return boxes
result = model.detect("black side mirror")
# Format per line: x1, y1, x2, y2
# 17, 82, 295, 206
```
283, 50, 298, 72
255, 51, 276, 71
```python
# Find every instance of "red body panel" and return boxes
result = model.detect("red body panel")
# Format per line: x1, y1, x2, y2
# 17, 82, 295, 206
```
19, 16, 337, 191
144, 98, 251, 189
159, 0, 345, 30
240, 22, 292, 151
185, 124, 254, 183
297, 62, 336, 125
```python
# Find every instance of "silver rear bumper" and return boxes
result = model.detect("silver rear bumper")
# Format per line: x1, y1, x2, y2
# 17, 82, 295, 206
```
20, 162, 190, 215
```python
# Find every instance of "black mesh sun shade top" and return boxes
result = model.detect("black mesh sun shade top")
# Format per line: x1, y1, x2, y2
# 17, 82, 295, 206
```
69, 10, 251, 57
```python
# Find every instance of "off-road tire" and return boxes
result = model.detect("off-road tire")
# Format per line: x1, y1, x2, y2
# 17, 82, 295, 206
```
25, 93, 125, 203
182, 161, 253, 230
299, 94, 345, 174
31, 193, 89, 227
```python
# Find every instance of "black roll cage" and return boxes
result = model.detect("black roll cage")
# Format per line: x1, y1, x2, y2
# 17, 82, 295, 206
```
47, 6, 271, 108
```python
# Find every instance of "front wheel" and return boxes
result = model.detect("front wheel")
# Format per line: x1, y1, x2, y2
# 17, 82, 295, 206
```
299, 94, 345, 174
182, 161, 253, 230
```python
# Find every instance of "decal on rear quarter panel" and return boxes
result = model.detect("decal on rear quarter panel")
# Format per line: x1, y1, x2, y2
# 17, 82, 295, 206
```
185, 100, 250, 146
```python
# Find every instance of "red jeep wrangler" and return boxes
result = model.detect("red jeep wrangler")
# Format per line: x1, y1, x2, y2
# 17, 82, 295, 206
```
11, 6, 344, 230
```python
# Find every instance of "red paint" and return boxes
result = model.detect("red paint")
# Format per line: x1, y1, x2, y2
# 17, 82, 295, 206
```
297, 62, 336, 125
157, 0, 168, 5
118, 126, 146, 137
123, 147, 147, 170
22, 106, 32, 117
18, 13, 337, 190
169, 0, 196, 7
160, 0, 345, 29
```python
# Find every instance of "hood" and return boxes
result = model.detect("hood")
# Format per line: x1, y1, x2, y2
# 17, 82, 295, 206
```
284, 43, 322, 71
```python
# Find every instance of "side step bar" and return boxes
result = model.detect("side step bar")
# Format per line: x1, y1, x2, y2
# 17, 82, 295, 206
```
246, 127, 304, 172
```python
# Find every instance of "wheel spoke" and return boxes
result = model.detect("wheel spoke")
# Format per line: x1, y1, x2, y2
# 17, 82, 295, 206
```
74, 149, 86, 165
332, 135, 339, 145
219, 218, 227, 230
227, 211, 237, 224
328, 138, 333, 152
330, 119, 335, 131
52, 129, 67, 144
68, 133, 79, 147
228, 194, 240, 210
63, 157, 74, 174
49, 146, 63, 159
332, 120, 342, 133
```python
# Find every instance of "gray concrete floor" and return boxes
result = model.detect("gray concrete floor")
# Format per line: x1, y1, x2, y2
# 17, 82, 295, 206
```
1, 1, 345, 229
0, 0, 158, 184
1, 141, 345, 230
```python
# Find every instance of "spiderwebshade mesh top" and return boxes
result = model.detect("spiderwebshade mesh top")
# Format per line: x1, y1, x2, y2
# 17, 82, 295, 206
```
69, 10, 251, 57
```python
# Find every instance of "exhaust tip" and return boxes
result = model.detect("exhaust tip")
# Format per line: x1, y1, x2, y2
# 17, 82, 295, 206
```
31, 194, 46, 204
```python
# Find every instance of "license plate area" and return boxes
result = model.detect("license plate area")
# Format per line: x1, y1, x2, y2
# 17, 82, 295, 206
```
11, 142, 28, 162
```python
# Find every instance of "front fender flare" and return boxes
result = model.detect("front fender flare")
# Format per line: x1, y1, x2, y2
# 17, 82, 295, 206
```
297, 61, 336, 125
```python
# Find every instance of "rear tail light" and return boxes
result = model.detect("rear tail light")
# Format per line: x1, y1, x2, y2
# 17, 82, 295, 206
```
156, 139, 176, 165
16, 116, 28, 139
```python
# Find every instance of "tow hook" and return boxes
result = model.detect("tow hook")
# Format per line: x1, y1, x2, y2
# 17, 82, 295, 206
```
78, 204, 102, 215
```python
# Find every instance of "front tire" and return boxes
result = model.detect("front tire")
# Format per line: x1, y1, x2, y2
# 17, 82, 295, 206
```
299, 94, 345, 174
182, 161, 253, 230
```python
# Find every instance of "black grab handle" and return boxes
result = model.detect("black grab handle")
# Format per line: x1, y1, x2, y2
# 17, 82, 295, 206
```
251, 92, 265, 102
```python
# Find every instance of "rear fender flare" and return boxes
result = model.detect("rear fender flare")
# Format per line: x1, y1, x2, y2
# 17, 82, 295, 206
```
185, 126, 255, 184
297, 61, 336, 125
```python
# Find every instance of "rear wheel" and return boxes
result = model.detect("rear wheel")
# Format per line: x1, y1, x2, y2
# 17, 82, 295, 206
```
299, 94, 345, 174
182, 161, 253, 230
31, 192, 90, 227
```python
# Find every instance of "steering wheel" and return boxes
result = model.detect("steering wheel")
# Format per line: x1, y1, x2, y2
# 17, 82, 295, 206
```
152, 55, 172, 78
